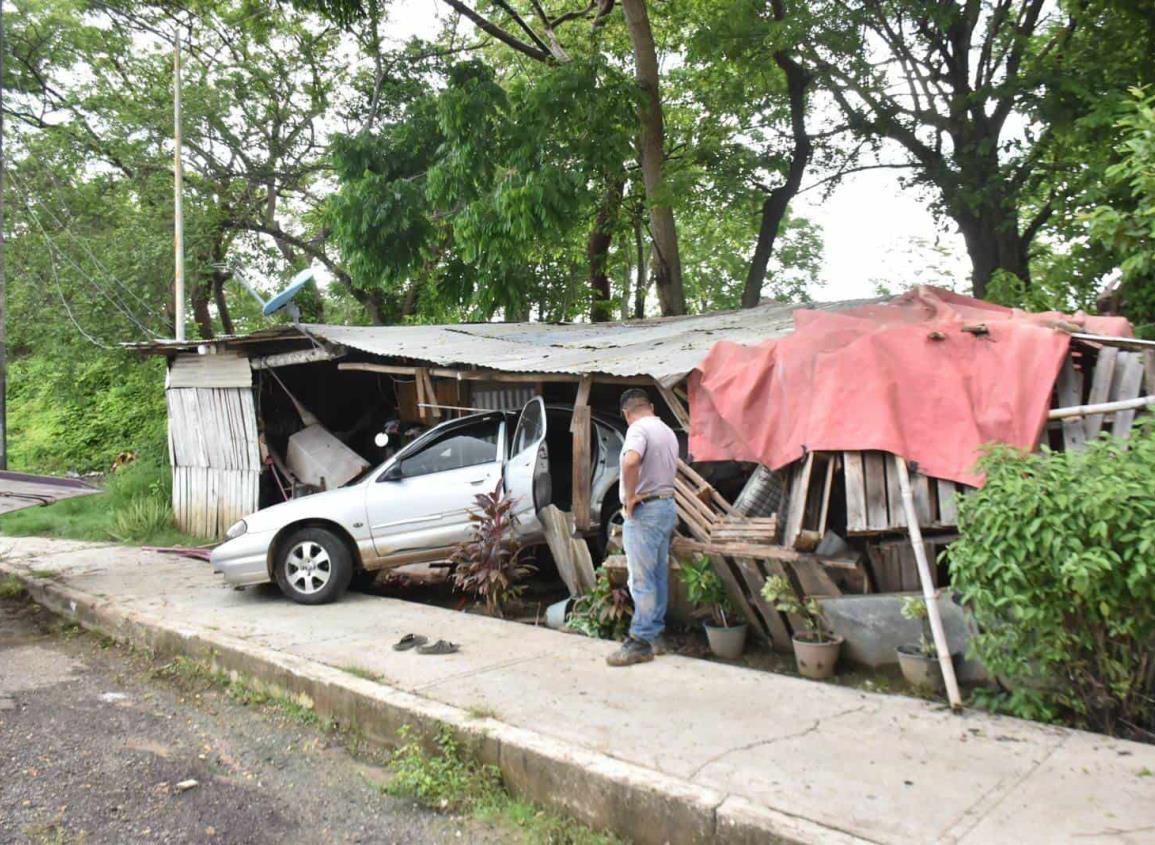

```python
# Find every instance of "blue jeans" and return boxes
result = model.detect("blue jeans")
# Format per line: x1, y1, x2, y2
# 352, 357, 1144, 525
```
622, 497, 677, 643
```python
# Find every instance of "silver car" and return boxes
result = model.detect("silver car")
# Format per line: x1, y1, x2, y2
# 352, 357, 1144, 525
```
210, 398, 625, 604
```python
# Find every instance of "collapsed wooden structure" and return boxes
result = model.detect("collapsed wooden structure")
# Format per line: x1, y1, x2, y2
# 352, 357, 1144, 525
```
134, 301, 1153, 680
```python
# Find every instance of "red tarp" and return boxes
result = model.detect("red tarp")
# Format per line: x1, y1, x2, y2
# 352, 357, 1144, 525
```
688, 286, 1132, 487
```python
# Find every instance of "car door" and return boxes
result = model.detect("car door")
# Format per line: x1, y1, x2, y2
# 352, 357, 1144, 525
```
366, 416, 504, 559
504, 397, 550, 535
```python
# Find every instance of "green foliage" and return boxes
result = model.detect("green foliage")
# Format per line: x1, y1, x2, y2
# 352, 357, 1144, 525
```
899, 596, 936, 658
8, 353, 167, 474
1087, 87, 1155, 337
0, 460, 206, 547
678, 555, 735, 627
568, 568, 634, 641
949, 427, 1155, 737
450, 483, 535, 617
386, 725, 622, 843
387, 726, 504, 812
761, 575, 830, 642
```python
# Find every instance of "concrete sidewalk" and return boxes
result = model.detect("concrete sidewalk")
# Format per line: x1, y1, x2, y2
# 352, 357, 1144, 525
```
3, 537, 1154, 844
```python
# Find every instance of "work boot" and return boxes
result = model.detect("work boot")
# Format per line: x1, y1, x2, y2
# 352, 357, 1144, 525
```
606, 637, 654, 667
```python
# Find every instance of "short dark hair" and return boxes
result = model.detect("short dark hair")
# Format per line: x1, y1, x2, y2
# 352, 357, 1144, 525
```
619, 388, 653, 414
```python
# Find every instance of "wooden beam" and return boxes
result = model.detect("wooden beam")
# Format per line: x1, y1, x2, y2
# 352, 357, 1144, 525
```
654, 379, 690, 431
894, 458, 963, 712
572, 408, 593, 531
1055, 356, 1087, 451
251, 345, 345, 370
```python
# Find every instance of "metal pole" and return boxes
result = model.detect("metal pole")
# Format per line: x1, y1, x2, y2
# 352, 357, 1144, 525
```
0, 4, 8, 469
173, 30, 186, 341
894, 457, 963, 711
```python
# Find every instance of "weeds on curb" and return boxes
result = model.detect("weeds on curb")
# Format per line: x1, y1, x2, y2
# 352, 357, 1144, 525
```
387, 725, 622, 845
151, 656, 333, 731
339, 664, 386, 684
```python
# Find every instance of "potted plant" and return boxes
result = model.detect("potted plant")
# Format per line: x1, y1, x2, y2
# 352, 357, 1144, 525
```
761, 576, 843, 679
896, 596, 945, 690
679, 555, 747, 659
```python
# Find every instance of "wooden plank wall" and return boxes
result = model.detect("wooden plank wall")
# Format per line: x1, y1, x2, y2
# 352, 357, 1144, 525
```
167, 387, 261, 538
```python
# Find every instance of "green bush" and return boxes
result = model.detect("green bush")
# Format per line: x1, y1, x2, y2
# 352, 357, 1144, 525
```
949, 426, 1155, 737
8, 351, 167, 474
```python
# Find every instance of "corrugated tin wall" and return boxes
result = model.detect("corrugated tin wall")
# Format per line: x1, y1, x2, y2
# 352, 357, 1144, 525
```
167, 354, 260, 537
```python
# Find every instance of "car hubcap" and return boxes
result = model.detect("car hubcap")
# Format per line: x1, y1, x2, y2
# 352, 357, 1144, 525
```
285, 541, 331, 594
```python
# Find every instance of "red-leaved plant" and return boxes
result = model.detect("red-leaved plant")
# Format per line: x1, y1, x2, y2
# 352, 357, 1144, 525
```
450, 482, 535, 617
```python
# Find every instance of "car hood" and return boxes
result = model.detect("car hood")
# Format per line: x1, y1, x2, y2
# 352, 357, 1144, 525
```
242, 484, 364, 532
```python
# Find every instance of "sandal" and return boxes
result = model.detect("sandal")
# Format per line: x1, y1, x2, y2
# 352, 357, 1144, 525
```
416, 639, 460, 655
392, 633, 428, 651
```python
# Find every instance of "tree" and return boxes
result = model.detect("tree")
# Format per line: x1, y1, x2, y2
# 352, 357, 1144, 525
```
805, 0, 1109, 298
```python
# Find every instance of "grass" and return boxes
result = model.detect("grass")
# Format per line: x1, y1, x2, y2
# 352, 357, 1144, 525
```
387, 726, 622, 844
466, 703, 499, 720
150, 656, 333, 731
339, 664, 387, 684
0, 574, 25, 599
0, 460, 210, 547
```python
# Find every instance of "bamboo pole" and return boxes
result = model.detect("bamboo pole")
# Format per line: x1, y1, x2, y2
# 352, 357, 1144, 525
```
1048, 394, 1155, 420
894, 457, 963, 712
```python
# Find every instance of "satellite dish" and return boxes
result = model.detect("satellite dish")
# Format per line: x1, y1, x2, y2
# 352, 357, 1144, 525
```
263, 268, 315, 318
228, 266, 316, 324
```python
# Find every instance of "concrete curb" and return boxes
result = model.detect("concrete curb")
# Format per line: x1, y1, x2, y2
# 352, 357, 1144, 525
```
2, 563, 872, 845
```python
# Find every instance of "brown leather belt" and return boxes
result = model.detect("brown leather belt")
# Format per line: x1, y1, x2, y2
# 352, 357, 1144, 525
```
636, 492, 674, 505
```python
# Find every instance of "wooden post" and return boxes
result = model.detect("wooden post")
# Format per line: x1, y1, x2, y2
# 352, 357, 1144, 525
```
173, 29, 186, 342
894, 457, 963, 712
571, 374, 593, 531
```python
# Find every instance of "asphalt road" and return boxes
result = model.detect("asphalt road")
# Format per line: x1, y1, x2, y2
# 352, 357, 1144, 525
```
0, 597, 502, 845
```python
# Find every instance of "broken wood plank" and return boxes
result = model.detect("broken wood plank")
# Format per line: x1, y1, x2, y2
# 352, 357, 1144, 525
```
654, 380, 691, 431
709, 555, 769, 643
677, 461, 737, 515
863, 452, 889, 530
733, 557, 792, 651
1110, 352, 1146, 438
885, 454, 907, 529
788, 557, 842, 597
936, 480, 958, 526
1083, 346, 1119, 439
571, 406, 593, 531
817, 454, 836, 536
843, 451, 867, 532
1056, 356, 1086, 451
540, 505, 581, 596
782, 453, 814, 549
910, 468, 933, 525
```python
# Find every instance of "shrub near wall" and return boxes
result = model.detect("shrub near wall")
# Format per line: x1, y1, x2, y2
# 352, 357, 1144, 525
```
950, 426, 1155, 739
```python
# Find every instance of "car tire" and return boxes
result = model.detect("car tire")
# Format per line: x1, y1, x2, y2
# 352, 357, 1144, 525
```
274, 527, 354, 605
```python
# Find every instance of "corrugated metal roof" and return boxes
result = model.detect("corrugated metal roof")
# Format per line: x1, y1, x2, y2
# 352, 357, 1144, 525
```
304, 298, 873, 380
128, 297, 878, 381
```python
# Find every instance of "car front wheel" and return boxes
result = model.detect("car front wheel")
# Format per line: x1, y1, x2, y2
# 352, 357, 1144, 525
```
274, 527, 353, 605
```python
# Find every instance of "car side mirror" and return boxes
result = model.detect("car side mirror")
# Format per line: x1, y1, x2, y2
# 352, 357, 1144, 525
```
380, 463, 403, 482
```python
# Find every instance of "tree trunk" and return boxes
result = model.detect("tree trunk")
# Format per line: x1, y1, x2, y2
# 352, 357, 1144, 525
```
633, 216, 649, 319
191, 281, 214, 340
620, 0, 685, 316
955, 203, 1029, 300
742, 49, 812, 309
587, 179, 624, 322
212, 269, 235, 335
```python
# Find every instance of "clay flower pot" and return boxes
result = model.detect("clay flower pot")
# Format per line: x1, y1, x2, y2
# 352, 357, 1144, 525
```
792, 633, 843, 679
896, 644, 946, 691
704, 622, 748, 659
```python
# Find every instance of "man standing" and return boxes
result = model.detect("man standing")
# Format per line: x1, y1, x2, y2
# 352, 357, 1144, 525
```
607, 388, 679, 667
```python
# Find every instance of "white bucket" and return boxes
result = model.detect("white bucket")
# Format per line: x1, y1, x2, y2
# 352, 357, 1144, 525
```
545, 598, 573, 629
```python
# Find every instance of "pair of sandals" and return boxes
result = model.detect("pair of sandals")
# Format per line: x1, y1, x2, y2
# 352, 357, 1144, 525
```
392, 633, 459, 655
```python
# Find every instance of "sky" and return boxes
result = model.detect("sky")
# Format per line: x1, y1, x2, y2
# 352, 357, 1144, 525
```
381, 0, 973, 304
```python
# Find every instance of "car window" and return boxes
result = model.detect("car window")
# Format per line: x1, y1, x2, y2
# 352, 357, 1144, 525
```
512, 399, 545, 455
400, 419, 500, 478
